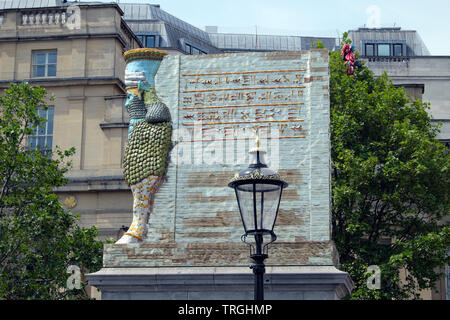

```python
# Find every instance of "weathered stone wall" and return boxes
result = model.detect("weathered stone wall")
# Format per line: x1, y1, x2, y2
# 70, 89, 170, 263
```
103, 49, 335, 267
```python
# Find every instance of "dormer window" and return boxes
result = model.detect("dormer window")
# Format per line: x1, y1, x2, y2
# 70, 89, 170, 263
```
365, 44, 375, 56
364, 42, 404, 57
377, 44, 390, 56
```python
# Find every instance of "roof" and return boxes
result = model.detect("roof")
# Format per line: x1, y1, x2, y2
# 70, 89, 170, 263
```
120, 3, 221, 54
119, 3, 211, 44
208, 33, 337, 52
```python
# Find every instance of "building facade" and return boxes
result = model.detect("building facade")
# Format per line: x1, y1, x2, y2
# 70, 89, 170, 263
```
0, 0, 141, 242
117, 3, 337, 54
348, 28, 450, 300
119, 3, 222, 55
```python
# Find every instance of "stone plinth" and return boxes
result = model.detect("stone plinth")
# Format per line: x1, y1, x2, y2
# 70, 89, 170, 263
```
101, 241, 339, 267
87, 266, 352, 300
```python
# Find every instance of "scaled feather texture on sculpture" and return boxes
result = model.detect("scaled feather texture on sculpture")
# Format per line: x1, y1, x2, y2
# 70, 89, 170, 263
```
116, 48, 172, 243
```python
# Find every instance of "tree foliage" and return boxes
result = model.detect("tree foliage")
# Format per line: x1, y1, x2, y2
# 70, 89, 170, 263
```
329, 34, 450, 299
0, 82, 103, 299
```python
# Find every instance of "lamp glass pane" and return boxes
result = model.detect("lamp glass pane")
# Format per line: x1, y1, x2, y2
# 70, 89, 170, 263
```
236, 182, 282, 233
146, 36, 155, 48
261, 186, 281, 231
236, 184, 255, 232
47, 51, 57, 64
393, 44, 403, 56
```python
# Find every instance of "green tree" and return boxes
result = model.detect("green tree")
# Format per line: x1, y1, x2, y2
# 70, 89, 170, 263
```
329, 34, 450, 299
0, 82, 103, 299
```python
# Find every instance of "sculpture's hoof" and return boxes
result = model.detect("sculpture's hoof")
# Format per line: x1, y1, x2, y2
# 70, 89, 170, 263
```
115, 234, 140, 244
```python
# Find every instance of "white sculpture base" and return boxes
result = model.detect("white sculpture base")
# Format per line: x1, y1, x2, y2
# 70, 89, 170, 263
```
115, 234, 140, 244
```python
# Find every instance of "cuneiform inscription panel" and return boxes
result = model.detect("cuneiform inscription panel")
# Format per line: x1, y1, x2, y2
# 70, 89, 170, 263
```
180, 68, 308, 141
134, 50, 333, 267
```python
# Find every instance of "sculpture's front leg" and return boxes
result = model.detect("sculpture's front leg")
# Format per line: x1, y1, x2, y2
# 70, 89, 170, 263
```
116, 176, 162, 244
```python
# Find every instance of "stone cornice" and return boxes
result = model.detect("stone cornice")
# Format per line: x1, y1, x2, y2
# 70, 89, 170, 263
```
0, 3, 125, 15
0, 76, 126, 92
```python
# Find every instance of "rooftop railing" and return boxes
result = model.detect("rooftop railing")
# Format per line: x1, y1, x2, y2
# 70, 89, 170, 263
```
362, 56, 410, 63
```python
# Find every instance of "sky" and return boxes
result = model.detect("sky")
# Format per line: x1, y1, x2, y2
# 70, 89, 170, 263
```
95, 0, 450, 55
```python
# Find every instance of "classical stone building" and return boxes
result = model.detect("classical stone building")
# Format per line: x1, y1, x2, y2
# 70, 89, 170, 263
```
0, 0, 141, 241
348, 28, 450, 146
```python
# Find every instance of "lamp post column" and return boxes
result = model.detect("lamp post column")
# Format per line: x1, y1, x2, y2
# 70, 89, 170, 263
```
250, 234, 267, 300
228, 135, 288, 301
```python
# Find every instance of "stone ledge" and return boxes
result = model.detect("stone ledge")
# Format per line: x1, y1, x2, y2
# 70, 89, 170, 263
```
86, 265, 353, 300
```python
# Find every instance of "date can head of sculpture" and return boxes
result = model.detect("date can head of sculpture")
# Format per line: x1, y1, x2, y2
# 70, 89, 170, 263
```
123, 48, 168, 108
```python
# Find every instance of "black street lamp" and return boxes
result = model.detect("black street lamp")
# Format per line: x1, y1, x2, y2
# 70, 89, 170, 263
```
228, 137, 288, 300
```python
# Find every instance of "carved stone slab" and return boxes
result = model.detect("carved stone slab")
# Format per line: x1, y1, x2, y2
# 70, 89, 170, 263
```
103, 49, 334, 267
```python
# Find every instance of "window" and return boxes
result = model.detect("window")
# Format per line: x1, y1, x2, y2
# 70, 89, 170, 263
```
365, 44, 375, 56
145, 35, 156, 48
393, 44, 403, 56
137, 35, 144, 44
184, 43, 207, 55
447, 263, 450, 300
28, 107, 54, 154
377, 44, 390, 56
365, 42, 406, 57
32, 51, 57, 77
185, 44, 192, 54
446, 249, 450, 300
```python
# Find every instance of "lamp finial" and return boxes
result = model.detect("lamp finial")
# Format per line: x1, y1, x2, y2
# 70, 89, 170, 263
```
250, 130, 264, 153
